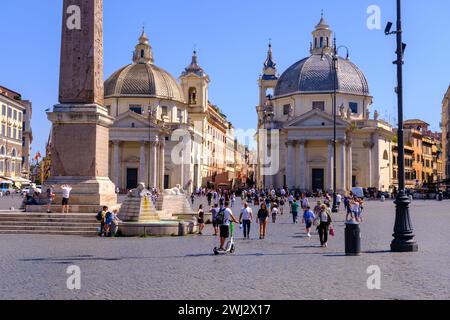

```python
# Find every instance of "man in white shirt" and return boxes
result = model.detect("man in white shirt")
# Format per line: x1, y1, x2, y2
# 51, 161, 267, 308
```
239, 202, 253, 240
61, 184, 72, 214
336, 193, 342, 210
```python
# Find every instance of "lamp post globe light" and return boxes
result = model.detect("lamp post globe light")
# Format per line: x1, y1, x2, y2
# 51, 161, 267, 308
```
385, 0, 418, 252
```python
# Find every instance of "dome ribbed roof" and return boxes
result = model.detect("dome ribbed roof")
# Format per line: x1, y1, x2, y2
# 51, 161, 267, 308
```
274, 53, 369, 97
104, 63, 184, 102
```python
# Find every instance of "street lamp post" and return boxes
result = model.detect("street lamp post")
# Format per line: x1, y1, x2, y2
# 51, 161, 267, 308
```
386, 0, 418, 252
331, 41, 349, 213
332, 46, 338, 213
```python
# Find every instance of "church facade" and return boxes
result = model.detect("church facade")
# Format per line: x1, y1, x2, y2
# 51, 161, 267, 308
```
256, 16, 394, 193
104, 30, 244, 192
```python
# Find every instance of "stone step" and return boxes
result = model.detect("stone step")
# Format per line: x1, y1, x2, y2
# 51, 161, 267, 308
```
0, 211, 100, 235
0, 219, 97, 224
0, 230, 97, 236
0, 225, 98, 232
0, 212, 97, 219
0, 221, 99, 227
25, 204, 121, 214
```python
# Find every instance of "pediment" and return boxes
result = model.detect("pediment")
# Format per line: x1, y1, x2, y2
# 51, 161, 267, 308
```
286, 109, 349, 128
111, 111, 161, 129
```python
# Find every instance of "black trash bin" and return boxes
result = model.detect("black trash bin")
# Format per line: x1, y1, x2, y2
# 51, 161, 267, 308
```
345, 221, 361, 256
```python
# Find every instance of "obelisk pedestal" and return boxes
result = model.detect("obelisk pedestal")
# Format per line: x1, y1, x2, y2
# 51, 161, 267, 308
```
37, 0, 117, 211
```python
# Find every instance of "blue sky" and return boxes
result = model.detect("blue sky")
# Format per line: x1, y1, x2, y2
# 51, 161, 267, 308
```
0, 0, 449, 156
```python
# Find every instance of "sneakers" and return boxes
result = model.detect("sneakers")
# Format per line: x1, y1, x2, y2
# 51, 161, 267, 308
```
307, 233, 311, 238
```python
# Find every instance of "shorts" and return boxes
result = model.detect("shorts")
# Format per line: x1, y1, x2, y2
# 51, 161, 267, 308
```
259, 218, 267, 224
62, 198, 69, 206
47, 198, 53, 205
305, 220, 313, 229
198, 219, 204, 224
219, 225, 229, 238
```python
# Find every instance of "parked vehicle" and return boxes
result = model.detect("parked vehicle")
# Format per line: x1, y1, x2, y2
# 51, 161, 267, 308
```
21, 186, 42, 195
0, 182, 16, 196
351, 187, 365, 198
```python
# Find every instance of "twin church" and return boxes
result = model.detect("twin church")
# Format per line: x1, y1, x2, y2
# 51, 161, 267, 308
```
104, 14, 394, 193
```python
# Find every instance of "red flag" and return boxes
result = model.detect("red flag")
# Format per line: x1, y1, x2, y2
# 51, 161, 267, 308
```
34, 152, 41, 161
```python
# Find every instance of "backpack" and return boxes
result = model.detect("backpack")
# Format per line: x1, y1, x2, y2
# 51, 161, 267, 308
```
215, 207, 226, 225
96, 211, 103, 222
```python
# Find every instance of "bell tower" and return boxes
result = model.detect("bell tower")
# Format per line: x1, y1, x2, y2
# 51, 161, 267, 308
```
180, 50, 210, 113
257, 41, 278, 128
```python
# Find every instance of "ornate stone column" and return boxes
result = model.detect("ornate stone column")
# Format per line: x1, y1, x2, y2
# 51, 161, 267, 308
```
347, 138, 353, 189
139, 142, 146, 184
286, 141, 295, 189
151, 140, 158, 188
327, 141, 333, 191
299, 140, 306, 190
159, 140, 165, 190
364, 141, 374, 187
340, 140, 346, 191
113, 141, 121, 188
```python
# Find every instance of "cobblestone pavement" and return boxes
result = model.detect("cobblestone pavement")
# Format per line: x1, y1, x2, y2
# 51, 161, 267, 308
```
0, 197, 449, 300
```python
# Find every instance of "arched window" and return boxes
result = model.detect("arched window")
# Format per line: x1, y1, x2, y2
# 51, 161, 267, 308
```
383, 150, 389, 160
189, 87, 197, 104
0, 146, 4, 156
141, 49, 145, 58
12, 149, 16, 157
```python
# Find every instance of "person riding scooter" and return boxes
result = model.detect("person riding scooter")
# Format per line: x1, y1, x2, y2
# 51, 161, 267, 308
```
216, 201, 238, 252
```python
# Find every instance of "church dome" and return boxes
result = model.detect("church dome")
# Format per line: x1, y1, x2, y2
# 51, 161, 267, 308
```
274, 15, 369, 98
104, 30, 185, 103
274, 54, 369, 97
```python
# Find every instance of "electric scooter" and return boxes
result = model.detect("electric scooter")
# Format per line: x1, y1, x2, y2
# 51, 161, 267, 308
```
213, 223, 236, 255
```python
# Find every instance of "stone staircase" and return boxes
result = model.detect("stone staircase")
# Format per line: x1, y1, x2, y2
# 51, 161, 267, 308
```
0, 212, 99, 236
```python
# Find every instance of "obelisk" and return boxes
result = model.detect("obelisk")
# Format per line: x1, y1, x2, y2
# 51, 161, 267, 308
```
44, 0, 117, 210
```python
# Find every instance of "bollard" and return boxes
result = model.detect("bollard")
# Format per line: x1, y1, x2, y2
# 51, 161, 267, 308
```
345, 220, 361, 256
178, 221, 186, 236
381, 195, 385, 202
